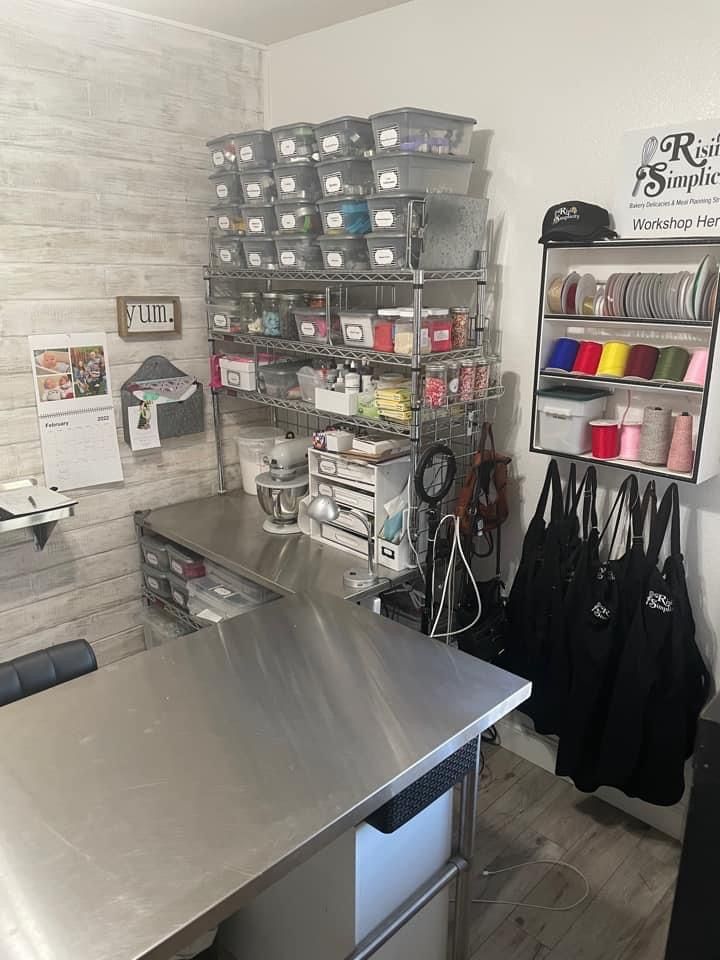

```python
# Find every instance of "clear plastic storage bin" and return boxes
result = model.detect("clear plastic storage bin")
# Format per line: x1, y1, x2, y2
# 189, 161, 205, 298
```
256, 362, 303, 399
315, 116, 374, 159
366, 193, 425, 233
275, 201, 322, 235
234, 129, 275, 168
166, 573, 190, 610
242, 237, 279, 270
140, 534, 170, 570
212, 234, 245, 269
371, 152, 474, 194
274, 235, 323, 271
207, 133, 241, 173
143, 563, 172, 599
186, 576, 258, 622
317, 235, 370, 272
297, 365, 324, 402
340, 310, 377, 348
271, 122, 317, 160
210, 171, 243, 204
240, 204, 277, 236
536, 388, 609, 455
238, 168, 276, 204
273, 160, 322, 202
366, 232, 420, 271
317, 157, 374, 198
208, 293, 260, 334
369, 107, 476, 156
213, 204, 245, 235
294, 307, 340, 344
166, 543, 206, 579
318, 198, 370, 236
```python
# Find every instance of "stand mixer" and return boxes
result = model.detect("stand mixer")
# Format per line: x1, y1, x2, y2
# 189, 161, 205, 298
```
254, 435, 311, 535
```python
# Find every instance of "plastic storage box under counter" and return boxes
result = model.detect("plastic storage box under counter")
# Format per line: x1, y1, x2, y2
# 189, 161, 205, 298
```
369, 107, 476, 156
140, 534, 170, 571
166, 543, 206, 579
142, 563, 172, 599
371, 153, 474, 195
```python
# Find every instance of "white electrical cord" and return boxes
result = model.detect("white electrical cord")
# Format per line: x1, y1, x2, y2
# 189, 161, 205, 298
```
429, 514, 482, 640
470, 858, 590, 911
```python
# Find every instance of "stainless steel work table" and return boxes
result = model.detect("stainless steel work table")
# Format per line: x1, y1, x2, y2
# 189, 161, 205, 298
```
141, 492, 409, 601
0, 592, 529, 960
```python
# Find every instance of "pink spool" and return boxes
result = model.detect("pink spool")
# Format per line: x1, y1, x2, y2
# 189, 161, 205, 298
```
618, 421, 642, 461
667, 413, 694, 473
684, 349, 709, 386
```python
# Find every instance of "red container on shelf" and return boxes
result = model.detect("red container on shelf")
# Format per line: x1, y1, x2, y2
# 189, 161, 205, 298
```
427, 317, 453, 352
373, 321, 395, 353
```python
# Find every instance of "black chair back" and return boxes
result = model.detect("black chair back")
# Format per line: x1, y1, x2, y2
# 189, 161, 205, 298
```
0, 640, 97, 707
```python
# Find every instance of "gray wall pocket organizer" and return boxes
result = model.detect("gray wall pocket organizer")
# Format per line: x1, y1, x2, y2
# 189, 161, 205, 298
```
121, 356, 204, 445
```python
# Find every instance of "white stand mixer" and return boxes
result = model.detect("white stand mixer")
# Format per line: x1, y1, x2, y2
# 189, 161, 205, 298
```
254, 435, 312, 535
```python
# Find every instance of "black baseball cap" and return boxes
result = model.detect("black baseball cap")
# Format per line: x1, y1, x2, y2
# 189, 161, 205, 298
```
539, 201, 617, 244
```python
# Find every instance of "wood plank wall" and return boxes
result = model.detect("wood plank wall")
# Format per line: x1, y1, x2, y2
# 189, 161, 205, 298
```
0, 0, 265, 667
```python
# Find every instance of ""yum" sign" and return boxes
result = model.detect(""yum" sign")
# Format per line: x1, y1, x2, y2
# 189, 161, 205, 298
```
117, 297, 182, 338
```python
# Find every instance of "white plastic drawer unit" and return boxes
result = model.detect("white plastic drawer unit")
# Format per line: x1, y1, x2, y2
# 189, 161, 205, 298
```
321, 523, 367, 557
315, 480, 374, 514
312, 453, 375, 488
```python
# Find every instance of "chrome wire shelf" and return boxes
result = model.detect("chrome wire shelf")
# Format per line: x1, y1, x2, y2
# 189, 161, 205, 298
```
143, 589, 202, 631
204, 266, 487, 284
218, 386, 505, 437
211, 331, 489, 366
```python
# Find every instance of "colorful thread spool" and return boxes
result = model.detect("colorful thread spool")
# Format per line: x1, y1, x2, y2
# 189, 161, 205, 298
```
667, 412, 694, 473
590, 420, 620, 459
684, 349, 709, 386
653, 346, 690, 382
639, 406, 673, 465
618, 421, 643, 461
572, 340, 603, 375
596, 340, 631, 378
547, 337, 579, 371
625, 344, 659, 380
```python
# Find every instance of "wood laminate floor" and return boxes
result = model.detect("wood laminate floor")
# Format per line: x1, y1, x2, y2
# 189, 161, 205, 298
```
467, 744, 681, 960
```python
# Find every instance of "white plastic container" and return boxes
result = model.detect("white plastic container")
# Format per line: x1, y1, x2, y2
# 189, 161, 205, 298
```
314, 387, 358, 416
236, 425, 284, 495
220, 355, 256, 392
340, 310, 377, 348
535, 388, 608, 455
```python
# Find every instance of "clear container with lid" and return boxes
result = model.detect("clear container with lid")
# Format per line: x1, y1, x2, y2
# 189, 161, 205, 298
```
366, 193, 425, 234
339, 310, 377, 348
239, 168, 276, 204
318, 198, 370, 236
240, 204, 277, 236
425, 309, 452, 352
210, 170, 243, 204
256, 361, 303, 399
317, 157, 374, 198
213, 204, 245, 235
423, 363, 448, 408
207, 133, 241, 173
271, 122, 317, 160
242, 237, 278, 271
369, 107, 477, 156
262, 291, 304, 338
445, 360, 460, 398
486, 353, 500, 389
459, 358, 476, 401
275, 201, 322, 235
371, 152, 474, 195
234, 129, 276, 168
294, 307, 341, 344
389, 309, 431, 355
273, 160, 322, 202
208, 293, 260, 335
366, 232, 421, 271
274, 235, 323, 271
211, 234, 245, 269
315, 116, 374, 159
474, 357, 490, 398
450, 306, 471, 349
317, 234, 370, 272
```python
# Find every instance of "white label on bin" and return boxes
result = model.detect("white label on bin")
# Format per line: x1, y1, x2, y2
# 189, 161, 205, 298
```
211, 586, 233, 598
434, 329, 450, 342
172, 589, 184, 605
220, 248, 233, 262
245, 182, 261, 199
146, 551, 158, 566
449, 375, 459, 394
378, 169, 398, 190
217, 214, 231, 230
227, 370, 241, 386
319, 459, 336, 474
213, 313, 228, 328
170, 560, 182, 575
212, 149, 225, 167
374, 209, 395, 228
300, 320, 315, 335
327, 251, 343, 268
280, 137, 296, 156
322, 134, 340, 154
239, 145, 254, 161
147, 576, 160, 591
345, 323, 364, 341
199, 607, 223, 622
326, 211, 343, 229
248, 216, 264, 233
374, 247, 394, 265
324, 173, 342, 194
248, 252, 262, 267
281, 250, 296, 266
216, 183, 229, 199
280, 175, 296, 194
379, 125, 399, 148
318, 483, 333, 496
281, 213, 296, 230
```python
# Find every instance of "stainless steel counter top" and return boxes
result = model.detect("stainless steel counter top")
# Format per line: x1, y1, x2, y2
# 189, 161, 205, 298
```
0, 592, 529, 960
142, 492, 409, 601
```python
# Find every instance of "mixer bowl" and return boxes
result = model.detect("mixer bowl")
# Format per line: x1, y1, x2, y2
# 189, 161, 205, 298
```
255, 473, 308, 525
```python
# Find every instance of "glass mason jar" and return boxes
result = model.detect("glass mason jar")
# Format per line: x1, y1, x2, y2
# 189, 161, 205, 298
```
445, 360, 460, 398
278, 292, 304, 338
458, 358, 476, 401
474, 357, 490, 397
450, 306, 470, 349
423, 363, 448, 408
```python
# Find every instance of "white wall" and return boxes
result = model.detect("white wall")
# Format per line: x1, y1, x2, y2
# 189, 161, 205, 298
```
267, 0, 720, 680
0, 0, 264, 667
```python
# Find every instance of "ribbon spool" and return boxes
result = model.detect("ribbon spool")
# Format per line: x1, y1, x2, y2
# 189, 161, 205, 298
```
653, 346, 690, 382
572, 340, 603, 375
546, 276, 564, 314
547, 337, 579, 371
684, 349, 709, 386
667, 412, 694, 473
590, 420, 620, 459
625, 344, 659, 380
596, 340, 631, 378
618, 421, 643, 460
639, 406, 673, 465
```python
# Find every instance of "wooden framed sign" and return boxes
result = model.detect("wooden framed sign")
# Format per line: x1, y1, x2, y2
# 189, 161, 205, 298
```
116, 297, 182, 338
